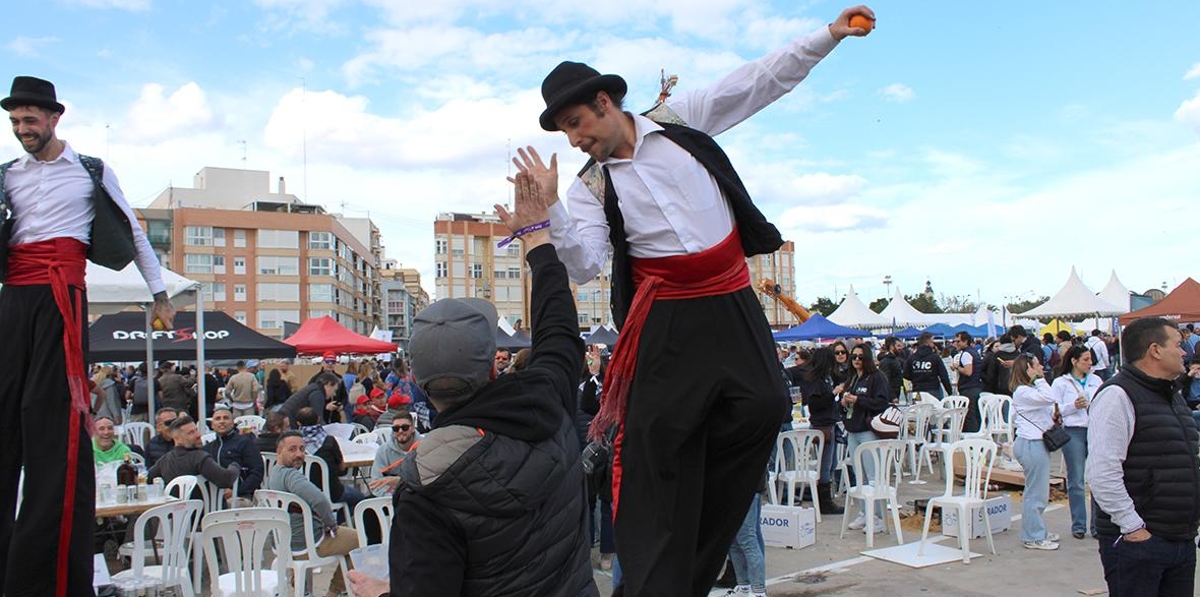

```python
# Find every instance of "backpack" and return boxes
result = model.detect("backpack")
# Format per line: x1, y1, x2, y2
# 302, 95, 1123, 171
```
131, 376, 149, 407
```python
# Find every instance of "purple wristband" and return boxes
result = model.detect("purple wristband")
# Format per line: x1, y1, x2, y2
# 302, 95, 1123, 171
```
496, 220, 551, 248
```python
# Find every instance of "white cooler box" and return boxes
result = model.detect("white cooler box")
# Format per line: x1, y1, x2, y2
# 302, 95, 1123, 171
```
760, 505, 816, 549
941, 495, 1012, 539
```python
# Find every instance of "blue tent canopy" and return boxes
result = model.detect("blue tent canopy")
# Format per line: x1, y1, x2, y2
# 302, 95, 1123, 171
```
774, 314, 871, 342
890, 326, 923, 340
921, 323, 957, 337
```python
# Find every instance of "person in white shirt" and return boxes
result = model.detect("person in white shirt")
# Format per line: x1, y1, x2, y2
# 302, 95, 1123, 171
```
1011, 353, 1061, 551
510, 7, 874, 595
1050, 345, 1102, 539
1087, 329, 1112, 380
0, 76, 175, 597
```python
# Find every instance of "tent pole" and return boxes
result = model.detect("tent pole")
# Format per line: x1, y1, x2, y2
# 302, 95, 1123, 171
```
195, 284, 207, 434
145, 305, 155, 425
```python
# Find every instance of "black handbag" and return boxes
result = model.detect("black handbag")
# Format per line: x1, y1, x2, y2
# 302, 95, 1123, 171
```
1018, 403, 1071, 452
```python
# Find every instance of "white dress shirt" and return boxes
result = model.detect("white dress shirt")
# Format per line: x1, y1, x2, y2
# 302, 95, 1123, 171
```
549, 26, 839, 284
1013, 379, 1057, 441
5, 142, 165, 294
1050, 372, 1101, 427
1086, 384, 1142, 533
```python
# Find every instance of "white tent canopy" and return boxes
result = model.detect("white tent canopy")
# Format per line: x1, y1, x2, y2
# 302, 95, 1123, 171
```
877, 287, 932, 327
1022, 267, 1124, 318
1096, 270, 1132, 314
86, 261, 199, 315
827, 285, 891, 328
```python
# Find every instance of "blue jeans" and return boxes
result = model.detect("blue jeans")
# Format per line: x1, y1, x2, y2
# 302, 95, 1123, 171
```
846, 429, 883, 519
1014, 438, 1050, 542
1061, 426, 1094, 535
728, 496, 765, 592
1097, 534, 1197, 597
814, 426, 836, 484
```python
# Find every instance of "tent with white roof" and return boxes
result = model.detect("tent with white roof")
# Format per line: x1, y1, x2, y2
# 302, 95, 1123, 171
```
1096, 270, 1132, 314
827, 285, 891, 328
877, 287, 933, 327
1021, 267, 1124, 318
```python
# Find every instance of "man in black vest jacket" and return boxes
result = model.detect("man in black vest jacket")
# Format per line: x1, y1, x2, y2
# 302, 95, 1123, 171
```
511, 7, 873, 596
950, 331, 984, 431
1087, 317, 1200, 597
0, 76, 176, 597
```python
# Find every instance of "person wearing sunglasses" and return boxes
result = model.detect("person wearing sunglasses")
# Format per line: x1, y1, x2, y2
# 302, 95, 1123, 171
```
830, 340, 852, 386
841, 343, 890, 531
368, 412, 420, 497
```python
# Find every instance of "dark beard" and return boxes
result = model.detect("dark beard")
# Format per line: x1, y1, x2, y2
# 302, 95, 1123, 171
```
18, 131, 50, 155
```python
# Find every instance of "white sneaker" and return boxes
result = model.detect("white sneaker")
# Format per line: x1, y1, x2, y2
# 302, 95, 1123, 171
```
847, 513, 867, 530
863, 517, 886, 534
1023, 539, 1060, 550
1045, 533, 1060, 542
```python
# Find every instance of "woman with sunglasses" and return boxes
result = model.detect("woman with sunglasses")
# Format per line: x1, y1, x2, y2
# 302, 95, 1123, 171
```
841, 343, 891, 531
788, 347, 844, 514
1050, 345, 1101, 539
830, 340, 851, 386
1011, 353, 1060, 550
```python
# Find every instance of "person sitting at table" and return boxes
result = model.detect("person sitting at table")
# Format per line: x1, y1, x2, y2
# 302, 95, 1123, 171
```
146, 415, 240, 495
368, 411, 419, 497
145, 407, 179, 465
257, 411, 291, 454
92, 416, 133, 466
295, 406, 365, 519
203, 404, 264, 506
351, 387, 388, 428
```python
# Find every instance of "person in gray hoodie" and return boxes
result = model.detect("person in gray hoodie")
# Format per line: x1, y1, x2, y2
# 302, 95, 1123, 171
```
368, 411, 420, 497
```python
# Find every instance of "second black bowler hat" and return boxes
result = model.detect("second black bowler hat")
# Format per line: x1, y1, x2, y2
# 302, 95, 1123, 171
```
1, 76, 65, 114
539, 62, 626, 132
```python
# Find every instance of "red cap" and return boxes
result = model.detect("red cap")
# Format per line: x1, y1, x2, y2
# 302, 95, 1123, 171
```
356, 394, 370, 405
322, 350, 337, 361
369, 387, 386, 399
388, 393, 412, 409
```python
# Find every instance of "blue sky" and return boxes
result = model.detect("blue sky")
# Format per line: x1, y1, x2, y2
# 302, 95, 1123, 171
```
3, 0, 1198, 309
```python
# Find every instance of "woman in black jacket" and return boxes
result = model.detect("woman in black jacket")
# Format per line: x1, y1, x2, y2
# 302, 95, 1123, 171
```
788, 347, 843, 513
264, 368, 291, 411
841, 343, 891, 530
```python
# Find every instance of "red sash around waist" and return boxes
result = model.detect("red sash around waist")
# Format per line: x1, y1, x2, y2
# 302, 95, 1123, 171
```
589, 229, 750, 439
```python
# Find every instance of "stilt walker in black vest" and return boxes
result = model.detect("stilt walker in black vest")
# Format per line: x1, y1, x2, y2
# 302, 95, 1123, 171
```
513, 7, 874, 596
0, 76, 176, 597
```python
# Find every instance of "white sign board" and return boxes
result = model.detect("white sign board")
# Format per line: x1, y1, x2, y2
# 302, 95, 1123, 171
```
760, 505, 816, 549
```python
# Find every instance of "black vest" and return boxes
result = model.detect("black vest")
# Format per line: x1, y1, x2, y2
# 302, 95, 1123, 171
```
0, 154, 138, 281
957, 347, 984, 390
1093, 366, 1200, 541
589, 122, 783, 329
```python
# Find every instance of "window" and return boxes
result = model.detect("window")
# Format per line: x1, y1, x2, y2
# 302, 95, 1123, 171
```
309, 309, 333, 319
257, 256, 299, 276
234, 284, 247, 302
435, 238, 448, 255
578, 313, 589, 324
233, 257, 246, 275
309, 283, 334, 303
257, 309, 299, 330
202, 282, 226, 303
257, 283, 300, 302
308, 231, 333, 250
146, 220, 171, 244
212, 228, 226, 247
451, 237, 464, 256
184, 226, 212, 246
507, 245, 521, 258
213, 255, 226, 275
184, 253, 211, 274
308, 257, 333, 276
234, 311, 247, 324
233, 229, 246, 248
577, 291, 589, 302
436, 263, 447, 278
471, 263, 483, 279
256, 229, 299, 249
508, 267, 521, 279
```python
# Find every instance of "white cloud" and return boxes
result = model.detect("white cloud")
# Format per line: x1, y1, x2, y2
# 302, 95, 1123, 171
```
1185, 63, 1200, 81
61, 0, 150, 10
1176, 90, 1200, 133
6, 36, 59, 57
878, 83, 915, 103
253, 0, 347, 33
122, 82, 215, 144
778, 203, 888, 233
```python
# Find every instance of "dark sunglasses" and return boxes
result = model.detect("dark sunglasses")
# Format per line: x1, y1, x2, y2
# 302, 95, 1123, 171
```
833, 350, 847, 356
393, 424, 412, 432
851, 354, 866, 360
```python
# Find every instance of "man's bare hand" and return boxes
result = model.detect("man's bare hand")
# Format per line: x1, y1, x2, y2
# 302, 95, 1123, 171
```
829, 5, 875, 40
510, 146, 558, 203
497, 147, 558, 235
348, 570, 389, 597
152, 294, 177, 330
369, 476, 402, 492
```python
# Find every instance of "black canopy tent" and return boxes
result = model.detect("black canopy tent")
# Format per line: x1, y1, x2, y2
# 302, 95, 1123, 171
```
89, 310, 297, 362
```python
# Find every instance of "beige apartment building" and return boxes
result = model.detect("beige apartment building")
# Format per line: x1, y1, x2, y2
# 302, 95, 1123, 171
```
435, 212, 795, 331
381, 260, 430, 350
139, 167, 383, 339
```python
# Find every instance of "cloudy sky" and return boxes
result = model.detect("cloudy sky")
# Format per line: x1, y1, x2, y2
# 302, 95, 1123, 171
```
3, 0, 1197, 308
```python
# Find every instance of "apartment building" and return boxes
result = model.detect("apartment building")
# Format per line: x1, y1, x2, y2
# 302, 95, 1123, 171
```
747, 240, 798, 328
381, 259, 430, 350
140, 167, 383, 339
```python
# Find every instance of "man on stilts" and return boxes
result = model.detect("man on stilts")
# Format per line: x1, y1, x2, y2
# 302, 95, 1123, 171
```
0, 76, 175, 597
515, 7, 873, 595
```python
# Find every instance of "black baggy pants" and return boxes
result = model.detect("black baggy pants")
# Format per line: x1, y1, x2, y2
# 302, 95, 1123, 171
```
0, 284, 95, 597
613, 287, 788, 597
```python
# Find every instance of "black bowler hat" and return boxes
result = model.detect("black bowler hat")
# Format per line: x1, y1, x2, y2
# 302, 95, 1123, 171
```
538, 61, 626, 132
1, 76, 66, 114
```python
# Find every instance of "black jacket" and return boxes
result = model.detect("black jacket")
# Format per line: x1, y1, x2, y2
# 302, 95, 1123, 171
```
842, 371, 890, 433
788, 365, 839, 428
390, 245, 598, 597
983, 344, 1019, 394
203, 430, 264, 497
877, 353, 904, 401
903, 345, 951, 395
145, 434, 173, 467
280, 383, 328, 422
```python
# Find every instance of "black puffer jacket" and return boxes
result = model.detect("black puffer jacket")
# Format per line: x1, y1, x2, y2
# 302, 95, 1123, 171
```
390, 245, 598, 597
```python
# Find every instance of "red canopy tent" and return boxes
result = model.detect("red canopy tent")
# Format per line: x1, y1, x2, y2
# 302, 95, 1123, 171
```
283, 315, 399, 355
1118, 278, 1200, 325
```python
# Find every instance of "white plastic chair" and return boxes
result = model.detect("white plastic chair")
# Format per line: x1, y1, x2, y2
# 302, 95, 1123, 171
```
986, 395, 1014, 446
111, 500, 203, 597
916, 392, 941, 407
768, 430, 824, 521
918, 406, 967, 481
261, 452, 277, 487
919, 439, 998, 563
303, 454, 351, 522
165, 475, 200, 500
353, 496, 395, 548
901, 404, 936, 484
963, 394, 995, 440
255, 489, 349, 597
203, 478, 240, 513
352, 431, 385, 447
235, 415, 266, 434
127, 452, 146, 467
349, 422, 372, 439
121, 422, 155, 448
200, 507, 292, 597
839, 439, 906, 548
942, 395, 970, 411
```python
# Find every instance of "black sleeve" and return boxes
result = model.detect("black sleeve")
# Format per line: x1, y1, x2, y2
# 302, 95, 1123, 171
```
937, 358, 952, 394
863, 372, 891, 412
525, 245, 586, 415
902, 357, 913, 381
391, 493, 466, 597
239, 440, 264, 495
579, 376, 601, 416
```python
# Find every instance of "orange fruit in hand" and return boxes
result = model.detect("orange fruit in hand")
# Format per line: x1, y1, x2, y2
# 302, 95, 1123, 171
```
849, 14, 874, 33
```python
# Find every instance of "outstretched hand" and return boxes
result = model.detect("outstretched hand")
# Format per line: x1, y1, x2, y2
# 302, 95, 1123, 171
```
496, 146, 558, 246
829, 5, 875, 40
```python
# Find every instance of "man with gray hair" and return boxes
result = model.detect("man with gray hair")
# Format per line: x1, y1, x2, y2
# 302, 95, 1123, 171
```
376, 171, 597, 597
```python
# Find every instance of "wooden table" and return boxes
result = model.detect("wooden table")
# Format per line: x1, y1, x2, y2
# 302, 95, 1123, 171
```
95, 496, 178, 518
